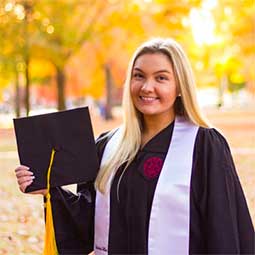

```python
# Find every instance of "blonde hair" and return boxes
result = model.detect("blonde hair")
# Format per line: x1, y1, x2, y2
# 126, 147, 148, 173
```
95, 38, 210, 193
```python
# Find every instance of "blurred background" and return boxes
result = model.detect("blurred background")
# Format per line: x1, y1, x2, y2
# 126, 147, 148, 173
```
0, 0, 254, 254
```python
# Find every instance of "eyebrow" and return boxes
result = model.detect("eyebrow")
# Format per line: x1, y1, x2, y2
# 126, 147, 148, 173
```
133, 67, 172, 74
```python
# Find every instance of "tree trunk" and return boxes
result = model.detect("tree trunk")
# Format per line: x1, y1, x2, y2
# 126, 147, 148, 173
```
217, 75, 227, 108
23, 2, 32, 116
56, 66, 66, 110
15, 69, 20, 118
24, 56, 30, 116
104, 64, 113, 120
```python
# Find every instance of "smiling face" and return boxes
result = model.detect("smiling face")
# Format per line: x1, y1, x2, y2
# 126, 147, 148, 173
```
130, 52, 178, 125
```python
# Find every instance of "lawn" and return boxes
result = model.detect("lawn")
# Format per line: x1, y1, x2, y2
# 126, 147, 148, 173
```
0, 108, 254, 254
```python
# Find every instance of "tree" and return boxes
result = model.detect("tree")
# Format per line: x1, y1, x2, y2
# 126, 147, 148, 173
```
1, 0, 112, 113
0, 0, 39, 116
31, 0, 110, 110
0, 1, 27, 116
210, 0, 255, 104
82, 0, 202, 117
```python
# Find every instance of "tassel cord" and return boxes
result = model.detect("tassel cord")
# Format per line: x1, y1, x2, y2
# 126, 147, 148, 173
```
43, 148, 58, 255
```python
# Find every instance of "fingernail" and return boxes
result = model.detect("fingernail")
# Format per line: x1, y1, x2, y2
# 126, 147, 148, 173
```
31, 176, 35, 179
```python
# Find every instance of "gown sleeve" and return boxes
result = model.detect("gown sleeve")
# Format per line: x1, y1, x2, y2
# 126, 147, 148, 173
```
48, 132, 109, 255
191, 127, 254, 254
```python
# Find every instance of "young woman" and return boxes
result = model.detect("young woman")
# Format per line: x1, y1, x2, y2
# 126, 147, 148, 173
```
15, 38, 254, 254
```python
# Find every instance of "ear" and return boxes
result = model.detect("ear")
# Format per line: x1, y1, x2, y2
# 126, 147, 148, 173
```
176, 82, 181, 96
176, 87, 181, 97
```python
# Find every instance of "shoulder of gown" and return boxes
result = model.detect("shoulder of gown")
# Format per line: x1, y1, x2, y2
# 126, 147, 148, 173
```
191, 127, 254, 253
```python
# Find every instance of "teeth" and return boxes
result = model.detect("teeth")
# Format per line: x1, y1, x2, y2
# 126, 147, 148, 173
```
140, 96, 157, 101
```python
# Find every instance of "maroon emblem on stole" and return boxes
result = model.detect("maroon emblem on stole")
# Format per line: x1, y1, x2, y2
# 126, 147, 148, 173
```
143, 157, 163, 179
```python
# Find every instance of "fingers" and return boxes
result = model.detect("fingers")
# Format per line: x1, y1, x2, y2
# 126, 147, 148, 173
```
17, 175, 35, 186
14, 165, 34, 193
16, 169, 33, 177
15, 165, 33, 184
19, 179, 34, 193
14, 165, 46, 195
15, 165, 30, 173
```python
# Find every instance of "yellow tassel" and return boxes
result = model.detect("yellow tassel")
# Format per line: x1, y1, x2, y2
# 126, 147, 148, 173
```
43, 149, 58, 255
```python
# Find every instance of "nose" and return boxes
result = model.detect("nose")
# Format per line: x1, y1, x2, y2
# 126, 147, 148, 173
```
141, 79, 154, 92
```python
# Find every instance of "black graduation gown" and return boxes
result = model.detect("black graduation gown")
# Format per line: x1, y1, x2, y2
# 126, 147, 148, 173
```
50, 123, 255, 255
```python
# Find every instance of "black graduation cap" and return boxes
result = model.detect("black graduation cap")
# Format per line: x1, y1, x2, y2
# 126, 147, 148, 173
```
13, 107, 99, 193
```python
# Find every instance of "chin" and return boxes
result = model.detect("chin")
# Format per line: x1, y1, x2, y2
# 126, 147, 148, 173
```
136, 107, 156, 115
139, 110, 159, 116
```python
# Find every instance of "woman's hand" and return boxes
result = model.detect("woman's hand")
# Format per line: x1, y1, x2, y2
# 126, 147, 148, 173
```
15, 165, 47, 195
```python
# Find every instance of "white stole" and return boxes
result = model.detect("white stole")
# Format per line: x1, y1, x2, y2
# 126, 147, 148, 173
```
94, 116, 199, 255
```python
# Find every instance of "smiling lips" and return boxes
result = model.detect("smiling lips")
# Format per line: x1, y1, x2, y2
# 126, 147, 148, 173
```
139, 96, 159, 102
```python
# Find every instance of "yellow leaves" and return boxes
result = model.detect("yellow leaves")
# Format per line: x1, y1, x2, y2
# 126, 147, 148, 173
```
215, 56, 241, 77
229, 73, 245, 84
29, 59, 55, 78
1, 0, 254, 105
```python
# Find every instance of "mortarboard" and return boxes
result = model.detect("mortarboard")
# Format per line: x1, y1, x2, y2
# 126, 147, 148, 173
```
13, 106, 99, 254
13, 106, 99, 192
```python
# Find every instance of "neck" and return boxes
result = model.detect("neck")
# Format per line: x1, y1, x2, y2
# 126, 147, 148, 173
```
141, 113, 175, 147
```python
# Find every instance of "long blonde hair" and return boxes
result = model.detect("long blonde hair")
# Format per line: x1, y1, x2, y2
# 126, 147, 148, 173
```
95, 38, 210, 193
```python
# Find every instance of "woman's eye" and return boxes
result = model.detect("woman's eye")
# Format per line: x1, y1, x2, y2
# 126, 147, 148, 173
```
133, 73, 144, 79
157, 75, 168, 81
